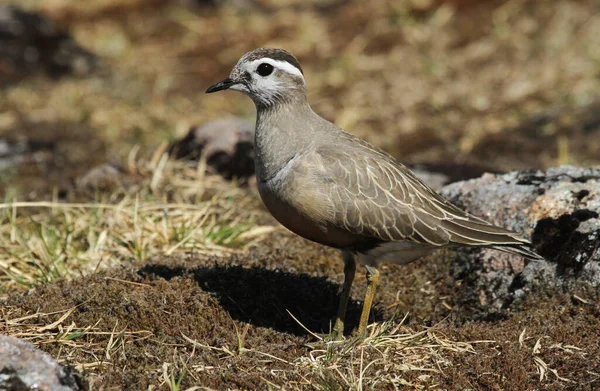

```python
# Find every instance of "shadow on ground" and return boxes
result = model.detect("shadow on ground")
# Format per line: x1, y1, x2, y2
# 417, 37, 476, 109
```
138, 263, 385, 335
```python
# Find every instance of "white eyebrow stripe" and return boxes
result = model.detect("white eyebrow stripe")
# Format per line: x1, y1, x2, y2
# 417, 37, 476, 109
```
247, 58, 304, 79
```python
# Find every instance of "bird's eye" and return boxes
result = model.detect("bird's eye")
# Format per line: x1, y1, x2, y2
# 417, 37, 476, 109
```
256, 63, 274, 77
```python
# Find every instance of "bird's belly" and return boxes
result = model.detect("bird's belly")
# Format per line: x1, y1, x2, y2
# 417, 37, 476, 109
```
257, 182, 357, 249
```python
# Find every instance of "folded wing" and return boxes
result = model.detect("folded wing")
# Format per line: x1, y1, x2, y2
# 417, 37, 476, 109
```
304, 134, 540, 259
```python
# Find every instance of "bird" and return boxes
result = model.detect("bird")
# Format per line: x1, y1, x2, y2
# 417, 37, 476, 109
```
205, 48, 543, 340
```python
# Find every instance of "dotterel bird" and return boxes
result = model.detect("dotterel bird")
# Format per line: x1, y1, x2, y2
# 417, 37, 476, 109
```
206, 48, 542, 339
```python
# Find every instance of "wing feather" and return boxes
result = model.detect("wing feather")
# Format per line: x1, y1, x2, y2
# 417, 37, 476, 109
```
307, 134, 533, 250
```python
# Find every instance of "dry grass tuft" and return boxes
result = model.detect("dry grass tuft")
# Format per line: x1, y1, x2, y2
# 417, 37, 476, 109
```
0, 154, 271, 293
296, 316, 487, 390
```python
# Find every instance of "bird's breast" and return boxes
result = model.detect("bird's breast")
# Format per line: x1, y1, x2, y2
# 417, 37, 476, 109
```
257, 175, 364, 250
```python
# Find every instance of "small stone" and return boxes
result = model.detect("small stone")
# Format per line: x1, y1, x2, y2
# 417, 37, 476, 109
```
169, 118, 255, 181
409, 162, 494, 190
410, 167, 450, 190
76, 163, 124, 192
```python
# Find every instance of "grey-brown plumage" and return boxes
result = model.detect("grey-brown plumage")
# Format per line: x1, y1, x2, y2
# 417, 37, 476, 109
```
206, 48, 543, 339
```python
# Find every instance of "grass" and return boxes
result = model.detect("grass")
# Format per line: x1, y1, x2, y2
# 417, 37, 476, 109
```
295, 315, 483, 390
0, 155, 270, 293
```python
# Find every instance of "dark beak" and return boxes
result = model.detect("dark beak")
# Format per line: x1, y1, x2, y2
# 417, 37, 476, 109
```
206, 78, 236, 93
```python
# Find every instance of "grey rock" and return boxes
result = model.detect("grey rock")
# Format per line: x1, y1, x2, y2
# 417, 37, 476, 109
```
410, 167, 450, 190
0, 334, 83, 391
0, 139, 27, 171
0, 137, 56, 173
170, 118, 255, 181
76, 163, 124, 192
408, 162, 496, 190
440, 166, 600, 313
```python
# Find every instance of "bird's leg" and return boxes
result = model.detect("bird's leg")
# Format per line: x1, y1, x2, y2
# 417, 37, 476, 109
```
332, 251, 356, 340
358, 265, 380, 335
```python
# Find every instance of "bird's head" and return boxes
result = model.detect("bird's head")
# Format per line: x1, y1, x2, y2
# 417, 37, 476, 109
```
206, 48, 306, 108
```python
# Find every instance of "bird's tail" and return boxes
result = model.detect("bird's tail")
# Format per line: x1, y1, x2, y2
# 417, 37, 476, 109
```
439, 219, 544, 261
490, 244, 545, 261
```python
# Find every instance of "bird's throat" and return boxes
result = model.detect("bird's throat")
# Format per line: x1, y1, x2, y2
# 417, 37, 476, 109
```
254, 102, 315, 183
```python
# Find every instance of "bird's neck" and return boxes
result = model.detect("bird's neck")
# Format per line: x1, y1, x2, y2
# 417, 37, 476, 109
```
254, 100, 320, 181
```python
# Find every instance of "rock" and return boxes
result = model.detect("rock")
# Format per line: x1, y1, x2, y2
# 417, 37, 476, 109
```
0, 139, 28, 171
0, 137, 56, 177
410, 167, 450, 190
0, 6, 96, 87
409, 162, 496, 190
170, 118, 255, 181
75, 163, 125, 192
440, 166, 600, 314
0, 334, 83, 391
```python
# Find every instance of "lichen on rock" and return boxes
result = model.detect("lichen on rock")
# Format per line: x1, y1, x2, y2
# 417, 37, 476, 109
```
440, 166, 600, 313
